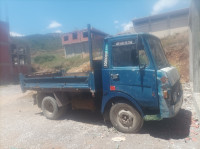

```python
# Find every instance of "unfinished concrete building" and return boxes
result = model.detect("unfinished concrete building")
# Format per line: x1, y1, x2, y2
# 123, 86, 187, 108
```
62, 28, 107, 59
10, 43, 31, 79
133, 8, 189, 38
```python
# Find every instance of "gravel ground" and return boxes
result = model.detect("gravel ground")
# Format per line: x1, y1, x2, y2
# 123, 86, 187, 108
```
0, 83, 200, 149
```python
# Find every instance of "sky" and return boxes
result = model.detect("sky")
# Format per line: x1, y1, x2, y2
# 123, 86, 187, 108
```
0, 0, 190, 36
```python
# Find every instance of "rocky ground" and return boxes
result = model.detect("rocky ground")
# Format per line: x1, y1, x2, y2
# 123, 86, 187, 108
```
0, 83, 199, 149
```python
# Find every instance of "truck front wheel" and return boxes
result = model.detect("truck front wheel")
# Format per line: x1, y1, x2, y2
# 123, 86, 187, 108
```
109, 103, 143, 133
42, 96, 64, 120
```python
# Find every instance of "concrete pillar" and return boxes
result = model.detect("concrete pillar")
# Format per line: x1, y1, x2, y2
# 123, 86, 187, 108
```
190, 0, 200, 93
190, 0, 200, 120
189, 17, 193, 82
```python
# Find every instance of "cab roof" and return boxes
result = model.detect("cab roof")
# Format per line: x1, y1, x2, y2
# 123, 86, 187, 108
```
105, 33, 159, 40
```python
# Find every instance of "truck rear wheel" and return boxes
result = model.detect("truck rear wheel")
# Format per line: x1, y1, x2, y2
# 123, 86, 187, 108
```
109, 103, 143, 133
42, 96, 64, 120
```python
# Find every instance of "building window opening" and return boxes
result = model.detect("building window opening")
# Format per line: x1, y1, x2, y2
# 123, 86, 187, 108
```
19, 56, 26, 65
83, 32, 88, 38
12, 56, 18, 65
64, 36, 69, 41
72, 32, 78, 39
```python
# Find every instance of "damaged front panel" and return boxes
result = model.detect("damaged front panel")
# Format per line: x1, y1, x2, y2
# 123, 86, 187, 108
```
157, 66, 183, 118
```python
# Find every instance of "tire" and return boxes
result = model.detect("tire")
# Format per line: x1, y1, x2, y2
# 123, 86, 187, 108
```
42, 96, 64, 120
109, 102, 143, 133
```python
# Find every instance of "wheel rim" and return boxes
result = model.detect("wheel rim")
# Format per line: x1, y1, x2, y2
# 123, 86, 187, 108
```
44, 100, 54, 113
117, 109, 135, 128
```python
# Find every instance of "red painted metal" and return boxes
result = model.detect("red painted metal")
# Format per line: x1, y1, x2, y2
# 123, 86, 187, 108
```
0, 21, 13, 83
0, 21, 9, 43
110, 86, 116, 91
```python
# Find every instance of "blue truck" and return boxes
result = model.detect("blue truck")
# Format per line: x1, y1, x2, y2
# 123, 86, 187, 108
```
20, 25, 183, 133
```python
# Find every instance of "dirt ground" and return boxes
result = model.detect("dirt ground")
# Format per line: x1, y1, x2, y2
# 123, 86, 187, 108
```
0, 84, 200, 149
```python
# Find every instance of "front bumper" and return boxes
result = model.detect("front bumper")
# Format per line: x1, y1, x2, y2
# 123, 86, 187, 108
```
160, 86, 183, 119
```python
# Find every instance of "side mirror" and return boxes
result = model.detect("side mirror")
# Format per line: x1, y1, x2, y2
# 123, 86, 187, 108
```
138, 49, 148, 70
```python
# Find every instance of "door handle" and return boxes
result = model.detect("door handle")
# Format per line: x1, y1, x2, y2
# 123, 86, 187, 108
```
111, 74, 119, 80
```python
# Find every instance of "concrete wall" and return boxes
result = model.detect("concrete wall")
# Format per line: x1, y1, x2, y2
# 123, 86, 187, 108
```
64, 41, 89, 58
189, 0, 200, 93
150, 26, 188, 38
133, 8, 189, 38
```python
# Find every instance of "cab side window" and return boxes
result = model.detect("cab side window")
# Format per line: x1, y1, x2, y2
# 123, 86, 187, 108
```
112, 38, 149, 67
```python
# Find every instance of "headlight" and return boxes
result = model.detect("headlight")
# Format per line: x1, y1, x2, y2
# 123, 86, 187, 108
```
163, 90, 168, 99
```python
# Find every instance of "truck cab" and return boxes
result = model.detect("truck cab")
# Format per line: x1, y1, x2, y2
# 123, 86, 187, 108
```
19, 27, 183, 133
101, 33, 183, 133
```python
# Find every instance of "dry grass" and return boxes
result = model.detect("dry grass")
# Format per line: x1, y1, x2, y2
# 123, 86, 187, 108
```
161, 31, 189, 82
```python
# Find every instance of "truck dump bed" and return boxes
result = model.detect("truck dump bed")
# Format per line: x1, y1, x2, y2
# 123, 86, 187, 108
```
19, 71, 95, 93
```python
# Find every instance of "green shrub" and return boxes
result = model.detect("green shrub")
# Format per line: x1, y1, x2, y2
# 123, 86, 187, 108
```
34, 55, 55, 64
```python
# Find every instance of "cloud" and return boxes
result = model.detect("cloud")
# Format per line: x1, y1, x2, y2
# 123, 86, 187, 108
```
121, 22, 133, 31
48, 21, 62, 29
114, 20, 119, 24
152, 0, 180, 14
10, 32, 24, 37
55, 30, 62, 33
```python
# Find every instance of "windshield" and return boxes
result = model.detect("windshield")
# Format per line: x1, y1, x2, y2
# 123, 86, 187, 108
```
147, 37, 169, 69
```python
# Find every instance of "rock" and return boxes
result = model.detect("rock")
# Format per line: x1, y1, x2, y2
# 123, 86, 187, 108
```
112, 137, 126, 142
191, 137, 197, 142
184, 137, 190, 143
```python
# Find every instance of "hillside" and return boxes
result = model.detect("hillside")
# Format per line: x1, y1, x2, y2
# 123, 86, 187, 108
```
161, 31, 189, 82
11, 33, 62, 51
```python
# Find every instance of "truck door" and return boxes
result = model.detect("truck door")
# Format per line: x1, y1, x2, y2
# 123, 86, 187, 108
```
109, 36, 158, 110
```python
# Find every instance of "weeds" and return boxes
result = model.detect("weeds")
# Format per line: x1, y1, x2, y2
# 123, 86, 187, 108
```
31, 50, 89, 72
